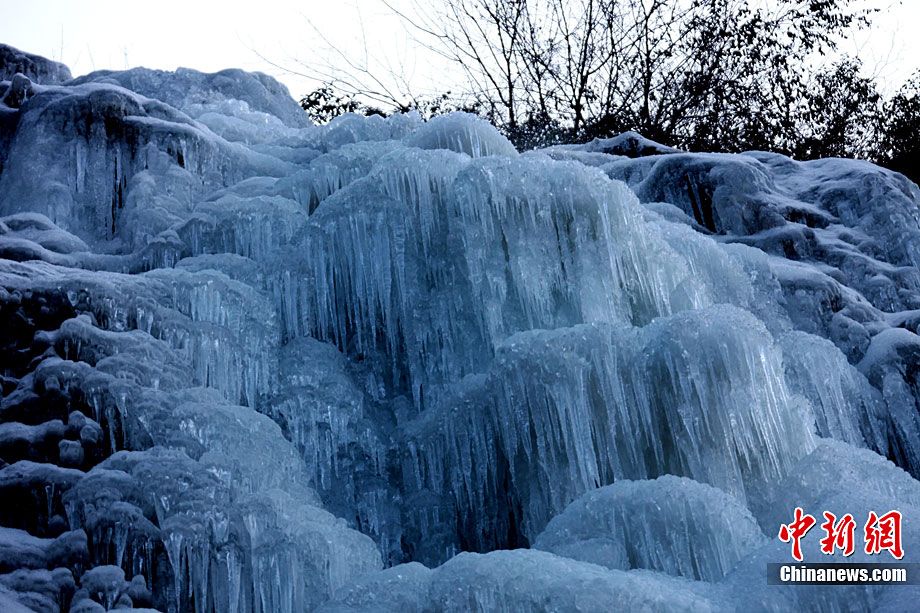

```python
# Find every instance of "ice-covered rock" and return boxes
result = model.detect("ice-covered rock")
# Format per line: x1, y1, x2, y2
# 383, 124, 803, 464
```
559, 130, 680, 158
70, 67, 310, 128
0, 44, 72, 84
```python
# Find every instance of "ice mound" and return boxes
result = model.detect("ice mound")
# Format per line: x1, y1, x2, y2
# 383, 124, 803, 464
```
533, 476, 766, 581
320, 550, 719, 612
405, 113, 517, 157
2, 46, 920, 611
314, 112, 421, 151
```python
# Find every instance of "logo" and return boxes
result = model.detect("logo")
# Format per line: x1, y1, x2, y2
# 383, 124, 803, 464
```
778, 508, 903, 561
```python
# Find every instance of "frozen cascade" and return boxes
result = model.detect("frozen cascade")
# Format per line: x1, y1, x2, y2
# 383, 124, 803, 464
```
779, 331, 888, 451
401, 306, 818, 560
2, 46, 920, 611
298, 150, 738, 410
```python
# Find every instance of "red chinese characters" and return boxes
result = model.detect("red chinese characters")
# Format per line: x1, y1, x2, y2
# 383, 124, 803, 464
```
819, 512, 856, 556
864, 510, 904, 559
779, 508, 905, 560
778, 507, 817, 561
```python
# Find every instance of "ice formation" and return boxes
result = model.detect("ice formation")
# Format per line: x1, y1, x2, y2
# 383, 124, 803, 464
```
1, 41, 920, 611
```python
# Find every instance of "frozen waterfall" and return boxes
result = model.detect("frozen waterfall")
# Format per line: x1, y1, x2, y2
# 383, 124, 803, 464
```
2, 42, 920, 611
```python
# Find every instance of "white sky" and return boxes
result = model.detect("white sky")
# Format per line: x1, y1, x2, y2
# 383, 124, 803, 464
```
1, 0, 918, 101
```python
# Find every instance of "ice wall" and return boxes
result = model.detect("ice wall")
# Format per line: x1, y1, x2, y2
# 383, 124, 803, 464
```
2, 46, 920, 612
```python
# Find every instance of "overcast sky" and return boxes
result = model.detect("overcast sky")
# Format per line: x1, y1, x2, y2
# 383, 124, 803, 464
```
2, 0, 918, 101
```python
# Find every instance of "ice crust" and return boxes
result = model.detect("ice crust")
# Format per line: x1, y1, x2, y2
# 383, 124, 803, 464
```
2, 48, 920, 611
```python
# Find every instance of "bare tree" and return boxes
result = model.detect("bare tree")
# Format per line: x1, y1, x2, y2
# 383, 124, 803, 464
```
387, 0, 530, 127
309, 0, 881, 156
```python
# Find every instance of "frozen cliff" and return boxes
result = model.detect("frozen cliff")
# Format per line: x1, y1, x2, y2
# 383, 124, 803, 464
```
1, 42, 920, 611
